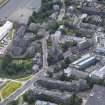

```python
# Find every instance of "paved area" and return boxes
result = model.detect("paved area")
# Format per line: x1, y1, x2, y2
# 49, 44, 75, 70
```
8, 8, 33, 24
0, 0, 41, 24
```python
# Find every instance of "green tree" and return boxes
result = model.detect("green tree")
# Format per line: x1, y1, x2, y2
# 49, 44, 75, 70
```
7, 100, 18, 105
67, 94, 82, 105
23, 90, 36, 104
1, 54, 12, 69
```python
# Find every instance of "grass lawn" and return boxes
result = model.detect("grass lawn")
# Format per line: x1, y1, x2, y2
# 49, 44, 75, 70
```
1, 81, 22, 98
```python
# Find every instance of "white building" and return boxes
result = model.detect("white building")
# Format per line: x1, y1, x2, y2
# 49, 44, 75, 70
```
0, 21, 13, 41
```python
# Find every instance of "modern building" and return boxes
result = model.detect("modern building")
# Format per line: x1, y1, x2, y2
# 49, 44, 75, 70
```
71, 54, 97, 70
0, 21, 13, 41
90, 65, 105, 79
86, 85, 105, 105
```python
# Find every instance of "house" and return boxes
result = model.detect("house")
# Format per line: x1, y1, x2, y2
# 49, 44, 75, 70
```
85, 85, 105, 105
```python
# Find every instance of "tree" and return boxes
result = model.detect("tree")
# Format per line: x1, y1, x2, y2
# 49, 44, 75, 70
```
1, 54, 12, 69
28, 0, 54, 25
64, 0, 71, 6
23, 90, 36, 104
7, 100, 18, 105
48, 22, 59, 33
86, 76, 105, 88
67, 94, 82, 105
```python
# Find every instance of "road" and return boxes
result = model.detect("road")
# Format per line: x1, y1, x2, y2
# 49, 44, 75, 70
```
42, 38, 48, 69
0, 69, 45, 105
0, 0, 41, 18
57, 0, 65, 21
57, 8, 65, 21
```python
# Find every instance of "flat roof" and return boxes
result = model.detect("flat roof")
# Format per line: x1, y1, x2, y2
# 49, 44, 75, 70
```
72, 54, 91, 65
78, 56, 96, 66
0, 21, 13, 41
90, 66, 105, 79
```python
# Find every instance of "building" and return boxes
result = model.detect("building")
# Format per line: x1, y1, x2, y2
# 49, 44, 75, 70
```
32, 88, 71, 104
64, 67, 88, 79
90, 66, 105, 79
96, 47, 105, 55
35, 100, 58, 105
0, 21, 13, 41
95, 30, 105, 48
71, 54, 97, 70
35, 78, 88, 92
86, 85, 105, 105
94, 28, 105, 54
77, 38, 92, 50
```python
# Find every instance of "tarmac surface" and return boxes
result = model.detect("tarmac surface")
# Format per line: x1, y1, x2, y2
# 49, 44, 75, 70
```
0, 0, 41, 19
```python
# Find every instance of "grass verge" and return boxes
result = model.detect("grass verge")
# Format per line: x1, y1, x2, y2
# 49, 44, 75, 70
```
1, 81, 22, 98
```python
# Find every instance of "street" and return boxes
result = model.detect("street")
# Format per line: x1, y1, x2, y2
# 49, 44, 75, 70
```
0, 69, 45, 105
